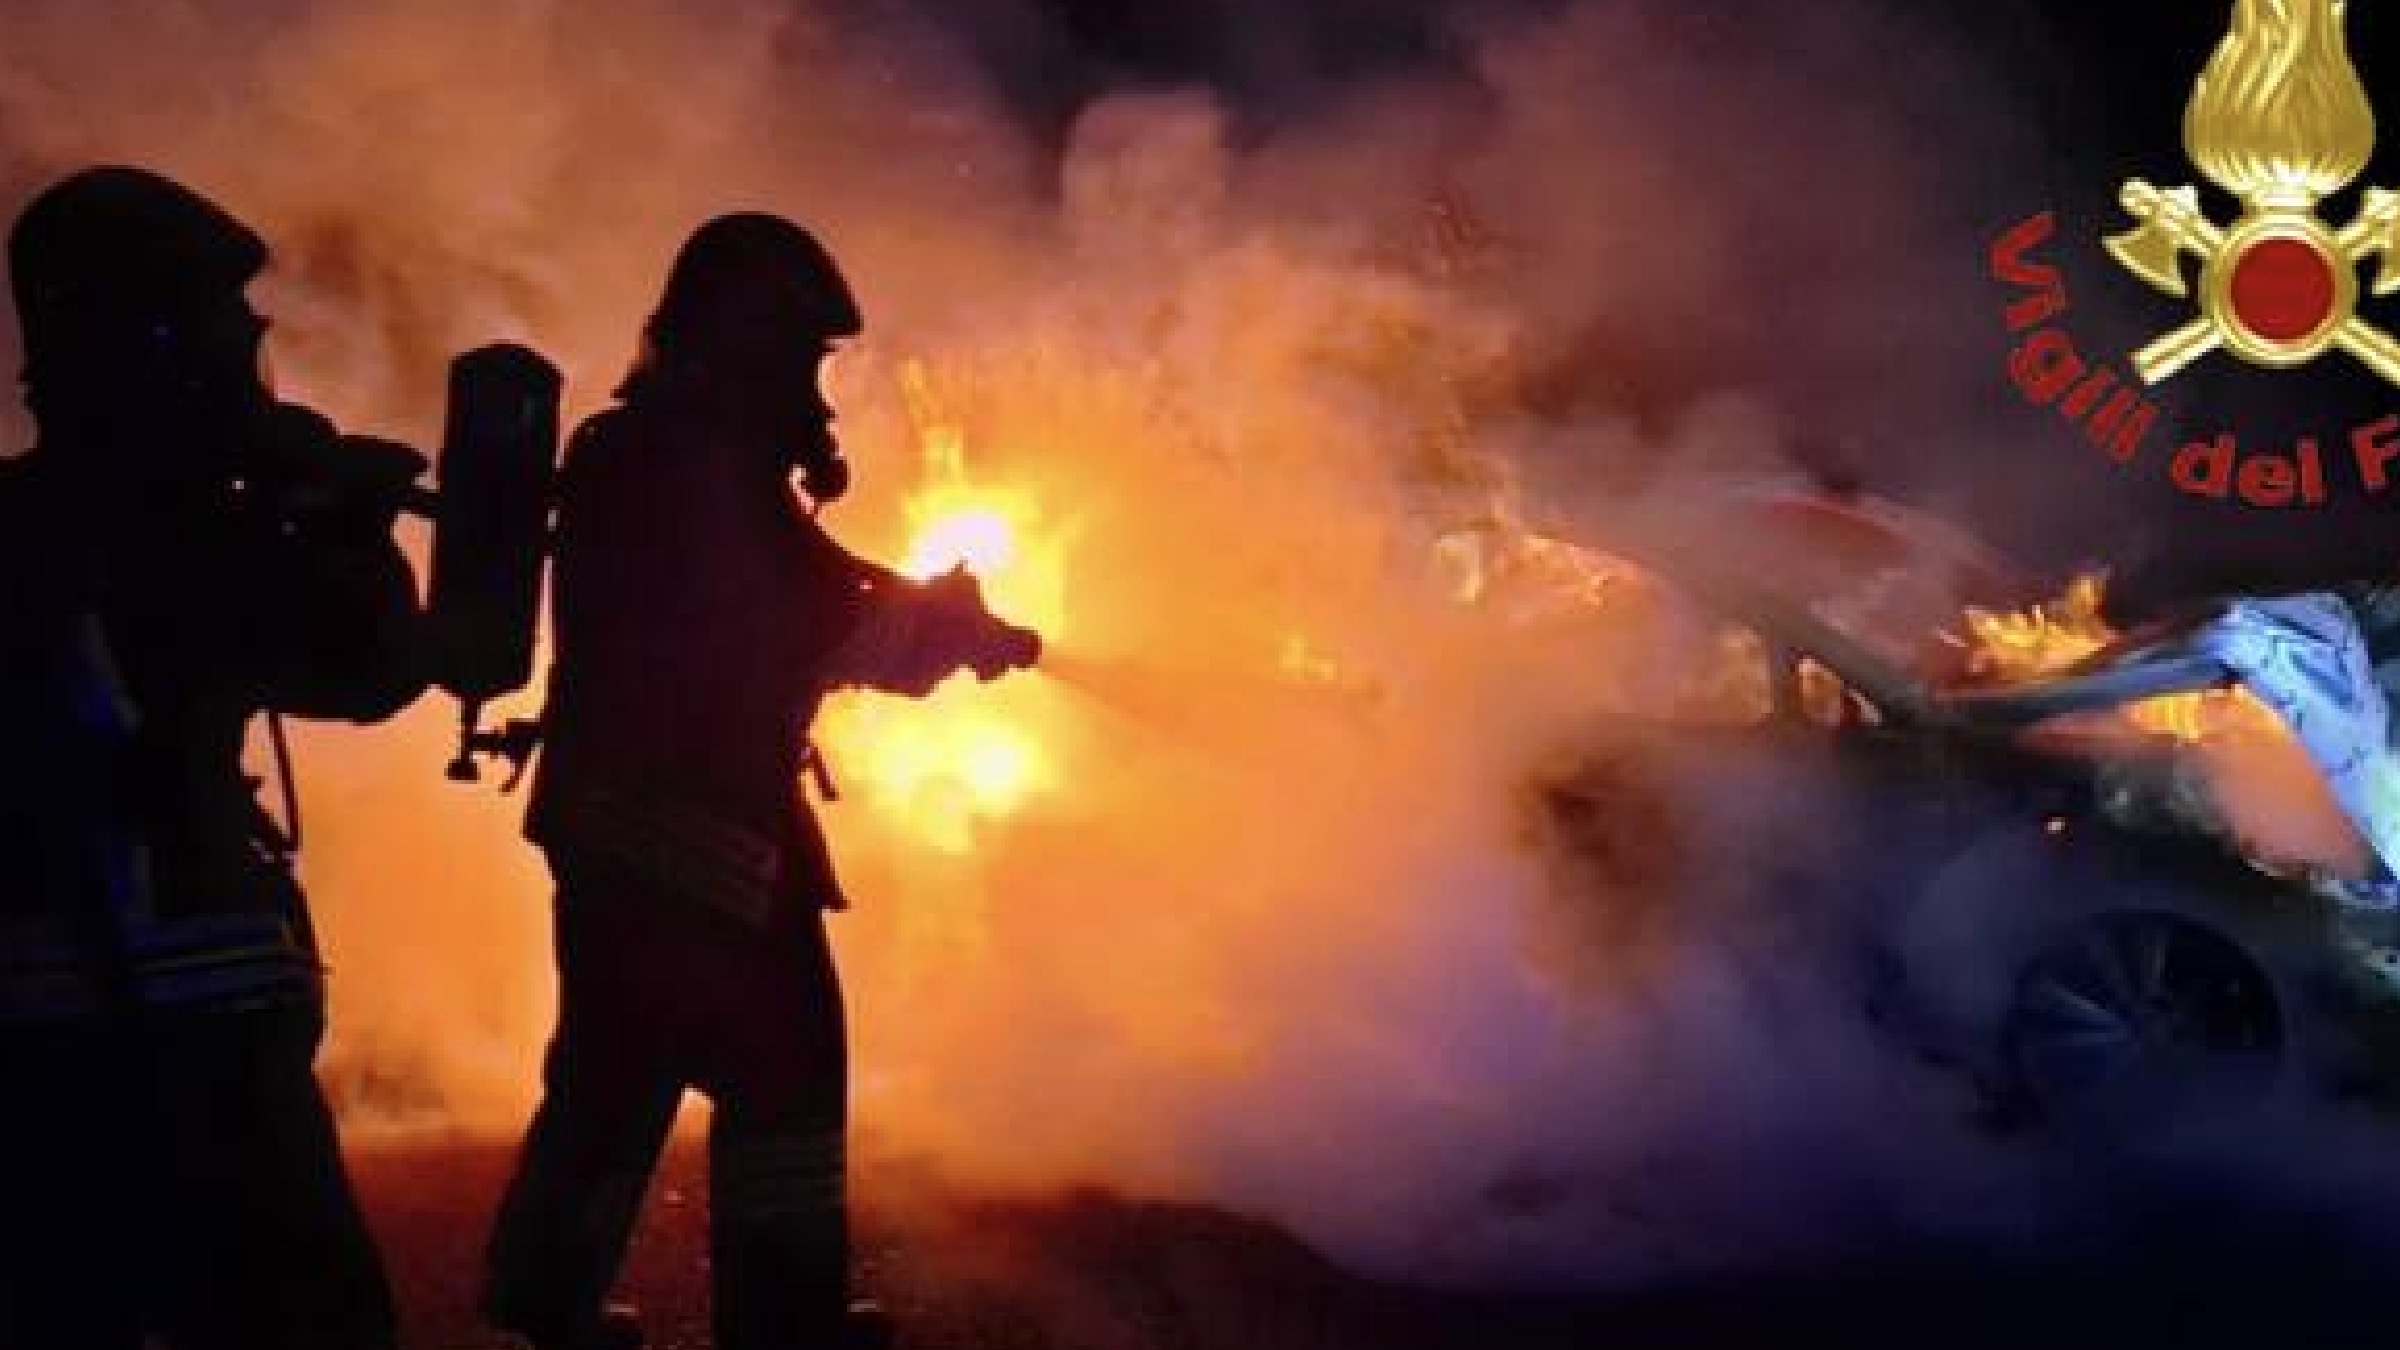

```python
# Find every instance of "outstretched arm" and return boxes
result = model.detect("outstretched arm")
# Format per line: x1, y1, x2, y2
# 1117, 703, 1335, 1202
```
803, 532, 1040, 697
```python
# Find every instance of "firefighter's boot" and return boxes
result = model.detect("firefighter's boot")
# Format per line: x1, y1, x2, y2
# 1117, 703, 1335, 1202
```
497, 1302, 645, 1350
484, 1148, 655, 1350
710, 1124, 861, 1350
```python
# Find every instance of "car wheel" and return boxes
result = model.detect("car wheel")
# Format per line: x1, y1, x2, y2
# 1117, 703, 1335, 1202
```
2003, 910, 2286, 1140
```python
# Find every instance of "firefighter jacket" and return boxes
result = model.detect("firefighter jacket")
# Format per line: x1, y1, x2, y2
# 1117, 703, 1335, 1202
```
526, 390, 996, 927
0, 447, 427, 1025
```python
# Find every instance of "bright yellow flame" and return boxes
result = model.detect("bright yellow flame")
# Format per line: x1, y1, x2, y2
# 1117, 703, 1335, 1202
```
819, 359, 1072, 857
1960, 574, 2282, 742
836, 704, 1045, 855
904, 508, 1018, 579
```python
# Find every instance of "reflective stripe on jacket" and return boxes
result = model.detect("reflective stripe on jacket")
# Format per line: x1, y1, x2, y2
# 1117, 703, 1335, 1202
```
0, 909, 322, 1025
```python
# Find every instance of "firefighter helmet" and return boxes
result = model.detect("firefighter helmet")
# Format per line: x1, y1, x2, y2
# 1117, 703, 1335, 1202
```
8, 165, 267, 328
644, 212, 864, 358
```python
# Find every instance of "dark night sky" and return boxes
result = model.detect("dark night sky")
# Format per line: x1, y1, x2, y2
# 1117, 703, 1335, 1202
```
1000, 0, 2400, 589
1001, 0, 2398, 166
1016, 0, 2400, 592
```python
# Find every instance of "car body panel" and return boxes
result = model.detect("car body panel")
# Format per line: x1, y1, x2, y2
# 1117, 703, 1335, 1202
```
1515, 485, 2398, 1126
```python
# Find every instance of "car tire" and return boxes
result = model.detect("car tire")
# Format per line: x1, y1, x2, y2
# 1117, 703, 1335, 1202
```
1892, 822, 2305, 1151
2001, 908, 2285, 1149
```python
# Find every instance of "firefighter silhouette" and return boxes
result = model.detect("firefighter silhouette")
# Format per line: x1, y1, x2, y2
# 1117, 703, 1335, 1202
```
482, 213, 1041, 1350
0, 166, 427, 1350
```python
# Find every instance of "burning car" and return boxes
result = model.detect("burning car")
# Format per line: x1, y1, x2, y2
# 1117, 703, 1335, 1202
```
1491, 483, 2400, 1146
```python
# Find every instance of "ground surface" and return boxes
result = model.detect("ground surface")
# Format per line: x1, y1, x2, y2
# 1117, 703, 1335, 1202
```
357, 1135, 2396, 1350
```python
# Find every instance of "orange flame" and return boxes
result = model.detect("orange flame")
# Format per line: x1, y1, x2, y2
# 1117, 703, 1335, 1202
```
1962, 577, 2373, 880
1959, 574, 2281, 741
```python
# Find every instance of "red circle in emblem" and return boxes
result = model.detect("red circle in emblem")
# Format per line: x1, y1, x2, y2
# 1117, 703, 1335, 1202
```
2228, 236, 2338, 343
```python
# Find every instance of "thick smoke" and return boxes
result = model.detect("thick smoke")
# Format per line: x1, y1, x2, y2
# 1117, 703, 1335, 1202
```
6, 0, 2347, 1292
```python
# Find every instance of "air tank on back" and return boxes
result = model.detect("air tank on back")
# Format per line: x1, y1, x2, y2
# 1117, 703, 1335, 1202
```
426, 342, 564, 784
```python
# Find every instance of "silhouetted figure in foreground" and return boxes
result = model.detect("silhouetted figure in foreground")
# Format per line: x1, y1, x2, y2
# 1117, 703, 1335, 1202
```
0, 166, 427, 1349
483, 213, 1041, 1350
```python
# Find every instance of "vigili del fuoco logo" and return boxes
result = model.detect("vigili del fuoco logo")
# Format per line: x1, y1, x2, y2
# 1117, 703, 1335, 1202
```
1991, 0, 2400, 508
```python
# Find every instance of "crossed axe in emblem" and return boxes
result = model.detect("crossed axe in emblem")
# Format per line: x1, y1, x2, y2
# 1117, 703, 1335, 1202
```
2108, 179, 2400, 387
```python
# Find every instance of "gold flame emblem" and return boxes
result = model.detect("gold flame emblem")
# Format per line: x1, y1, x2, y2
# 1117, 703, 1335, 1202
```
2107, 0, 2400, 386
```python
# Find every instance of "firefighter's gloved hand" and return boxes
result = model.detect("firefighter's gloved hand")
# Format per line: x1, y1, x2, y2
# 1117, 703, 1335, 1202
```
243, 403, 427, 539
870, 567, 1038, 696
921, 565, 1033, 673
970, 619, 1042, 681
